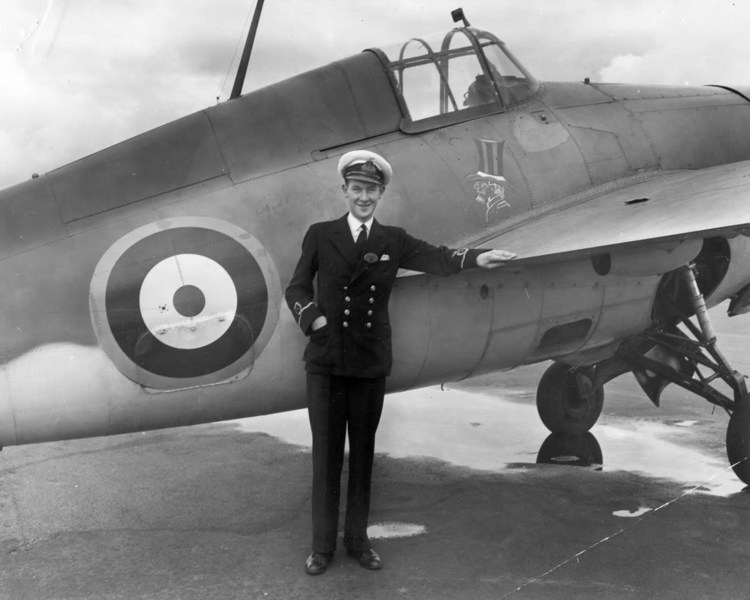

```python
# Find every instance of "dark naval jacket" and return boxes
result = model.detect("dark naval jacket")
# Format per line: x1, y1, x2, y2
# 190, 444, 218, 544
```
285, 215, 483, 378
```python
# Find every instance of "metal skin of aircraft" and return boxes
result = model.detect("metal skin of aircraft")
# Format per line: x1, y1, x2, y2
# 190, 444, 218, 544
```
4, 12, 750, 485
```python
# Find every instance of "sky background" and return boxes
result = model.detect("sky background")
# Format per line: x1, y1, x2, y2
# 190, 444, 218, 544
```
1, 0, 749, 189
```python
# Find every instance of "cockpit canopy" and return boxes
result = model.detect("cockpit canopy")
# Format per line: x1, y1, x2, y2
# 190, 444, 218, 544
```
373, 26, 539, 132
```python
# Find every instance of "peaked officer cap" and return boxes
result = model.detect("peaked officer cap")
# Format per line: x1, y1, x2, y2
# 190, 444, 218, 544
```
338, 150, 393, 186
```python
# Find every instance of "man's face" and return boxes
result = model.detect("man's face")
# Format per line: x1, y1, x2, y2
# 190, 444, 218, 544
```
343, 179, 385, 222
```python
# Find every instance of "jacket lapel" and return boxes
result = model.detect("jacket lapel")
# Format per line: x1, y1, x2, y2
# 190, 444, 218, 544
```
330, 215, 358, 267
367, 220, 389, 258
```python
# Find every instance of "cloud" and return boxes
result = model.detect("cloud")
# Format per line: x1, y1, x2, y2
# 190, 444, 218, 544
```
589, 0, 750, 85
2, 0, 750, 189
599, 54, 646, 83
0, 0, 248, 186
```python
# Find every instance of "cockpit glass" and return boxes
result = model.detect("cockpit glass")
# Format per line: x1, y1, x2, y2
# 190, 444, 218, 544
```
378, 27, 539, 126
480, 38, 538, 106
397, 36, 443, 120
447, 32, 499, 110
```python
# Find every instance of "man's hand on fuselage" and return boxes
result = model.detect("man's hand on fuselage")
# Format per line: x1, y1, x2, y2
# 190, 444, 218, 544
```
476, 249, 517, 269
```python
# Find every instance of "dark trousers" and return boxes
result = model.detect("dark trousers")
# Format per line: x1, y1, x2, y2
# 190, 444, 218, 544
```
306, 373, 386, 554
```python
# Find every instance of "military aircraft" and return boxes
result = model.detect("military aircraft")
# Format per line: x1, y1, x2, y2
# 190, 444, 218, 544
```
3, 7, 750, 486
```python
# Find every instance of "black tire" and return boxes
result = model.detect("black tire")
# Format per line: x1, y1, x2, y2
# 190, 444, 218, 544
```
536, 362, 604, 434
726, 406, 750, 486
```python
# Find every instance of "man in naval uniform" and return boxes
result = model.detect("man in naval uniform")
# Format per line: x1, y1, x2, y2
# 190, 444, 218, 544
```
285, 150, 516, 575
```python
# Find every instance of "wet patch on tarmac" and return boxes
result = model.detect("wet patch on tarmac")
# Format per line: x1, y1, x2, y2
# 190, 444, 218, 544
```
232, 385, 745, 497
2, 385, 750, 599
367, 522, 427, 539
612, 507, 652, 518
667, 420, 700, 427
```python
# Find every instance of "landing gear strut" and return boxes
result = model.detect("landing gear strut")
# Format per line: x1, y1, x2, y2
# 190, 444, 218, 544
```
619, 265, 750, 485
535, 263, 750, 485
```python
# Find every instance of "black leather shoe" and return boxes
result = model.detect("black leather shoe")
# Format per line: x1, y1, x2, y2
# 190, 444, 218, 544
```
305, 552, 332, 575
347, 548, 383, 570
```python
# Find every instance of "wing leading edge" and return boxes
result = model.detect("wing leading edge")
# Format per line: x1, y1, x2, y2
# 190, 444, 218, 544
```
471, 160, 750, 266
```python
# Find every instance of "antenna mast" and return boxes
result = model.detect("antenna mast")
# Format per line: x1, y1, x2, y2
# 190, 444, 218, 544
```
230, 0, 265, 100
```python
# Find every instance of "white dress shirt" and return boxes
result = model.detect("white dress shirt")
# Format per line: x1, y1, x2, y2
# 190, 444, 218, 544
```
347, 213, 373, 242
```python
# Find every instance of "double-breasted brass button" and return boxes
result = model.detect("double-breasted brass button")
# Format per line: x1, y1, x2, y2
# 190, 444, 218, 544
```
343, 321, 349, 328
344, 309, 350, 316
345, 296, 351, 303
368, 298, 374, 304
365, 322, 372, 329
344, 286, 348, 291
370, 285, 376, 292
367, 310, 373, 316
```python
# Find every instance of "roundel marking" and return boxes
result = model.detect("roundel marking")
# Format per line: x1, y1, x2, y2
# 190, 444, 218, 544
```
90, 218, 281, 390
139, 254, 238, 350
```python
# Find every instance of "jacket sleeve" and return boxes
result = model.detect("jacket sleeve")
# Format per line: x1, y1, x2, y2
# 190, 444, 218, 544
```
285, 225, 325, 335
397, 228, 485, 275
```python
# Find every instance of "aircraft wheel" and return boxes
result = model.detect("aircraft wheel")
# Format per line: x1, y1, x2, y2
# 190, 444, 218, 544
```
536, 362, 604, 434
726, 406, 750, 486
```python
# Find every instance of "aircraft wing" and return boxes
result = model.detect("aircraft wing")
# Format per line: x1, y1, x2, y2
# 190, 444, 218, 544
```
470, 160, 750, 265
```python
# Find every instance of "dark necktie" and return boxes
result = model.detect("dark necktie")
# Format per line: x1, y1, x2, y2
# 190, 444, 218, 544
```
356, 224, 367, 253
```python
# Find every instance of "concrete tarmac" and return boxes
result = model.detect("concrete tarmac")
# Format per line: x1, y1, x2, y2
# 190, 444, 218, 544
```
1, 308, 749, 599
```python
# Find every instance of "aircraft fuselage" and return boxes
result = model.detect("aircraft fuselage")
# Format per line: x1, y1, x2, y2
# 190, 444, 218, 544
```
2, 50, 750, 446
